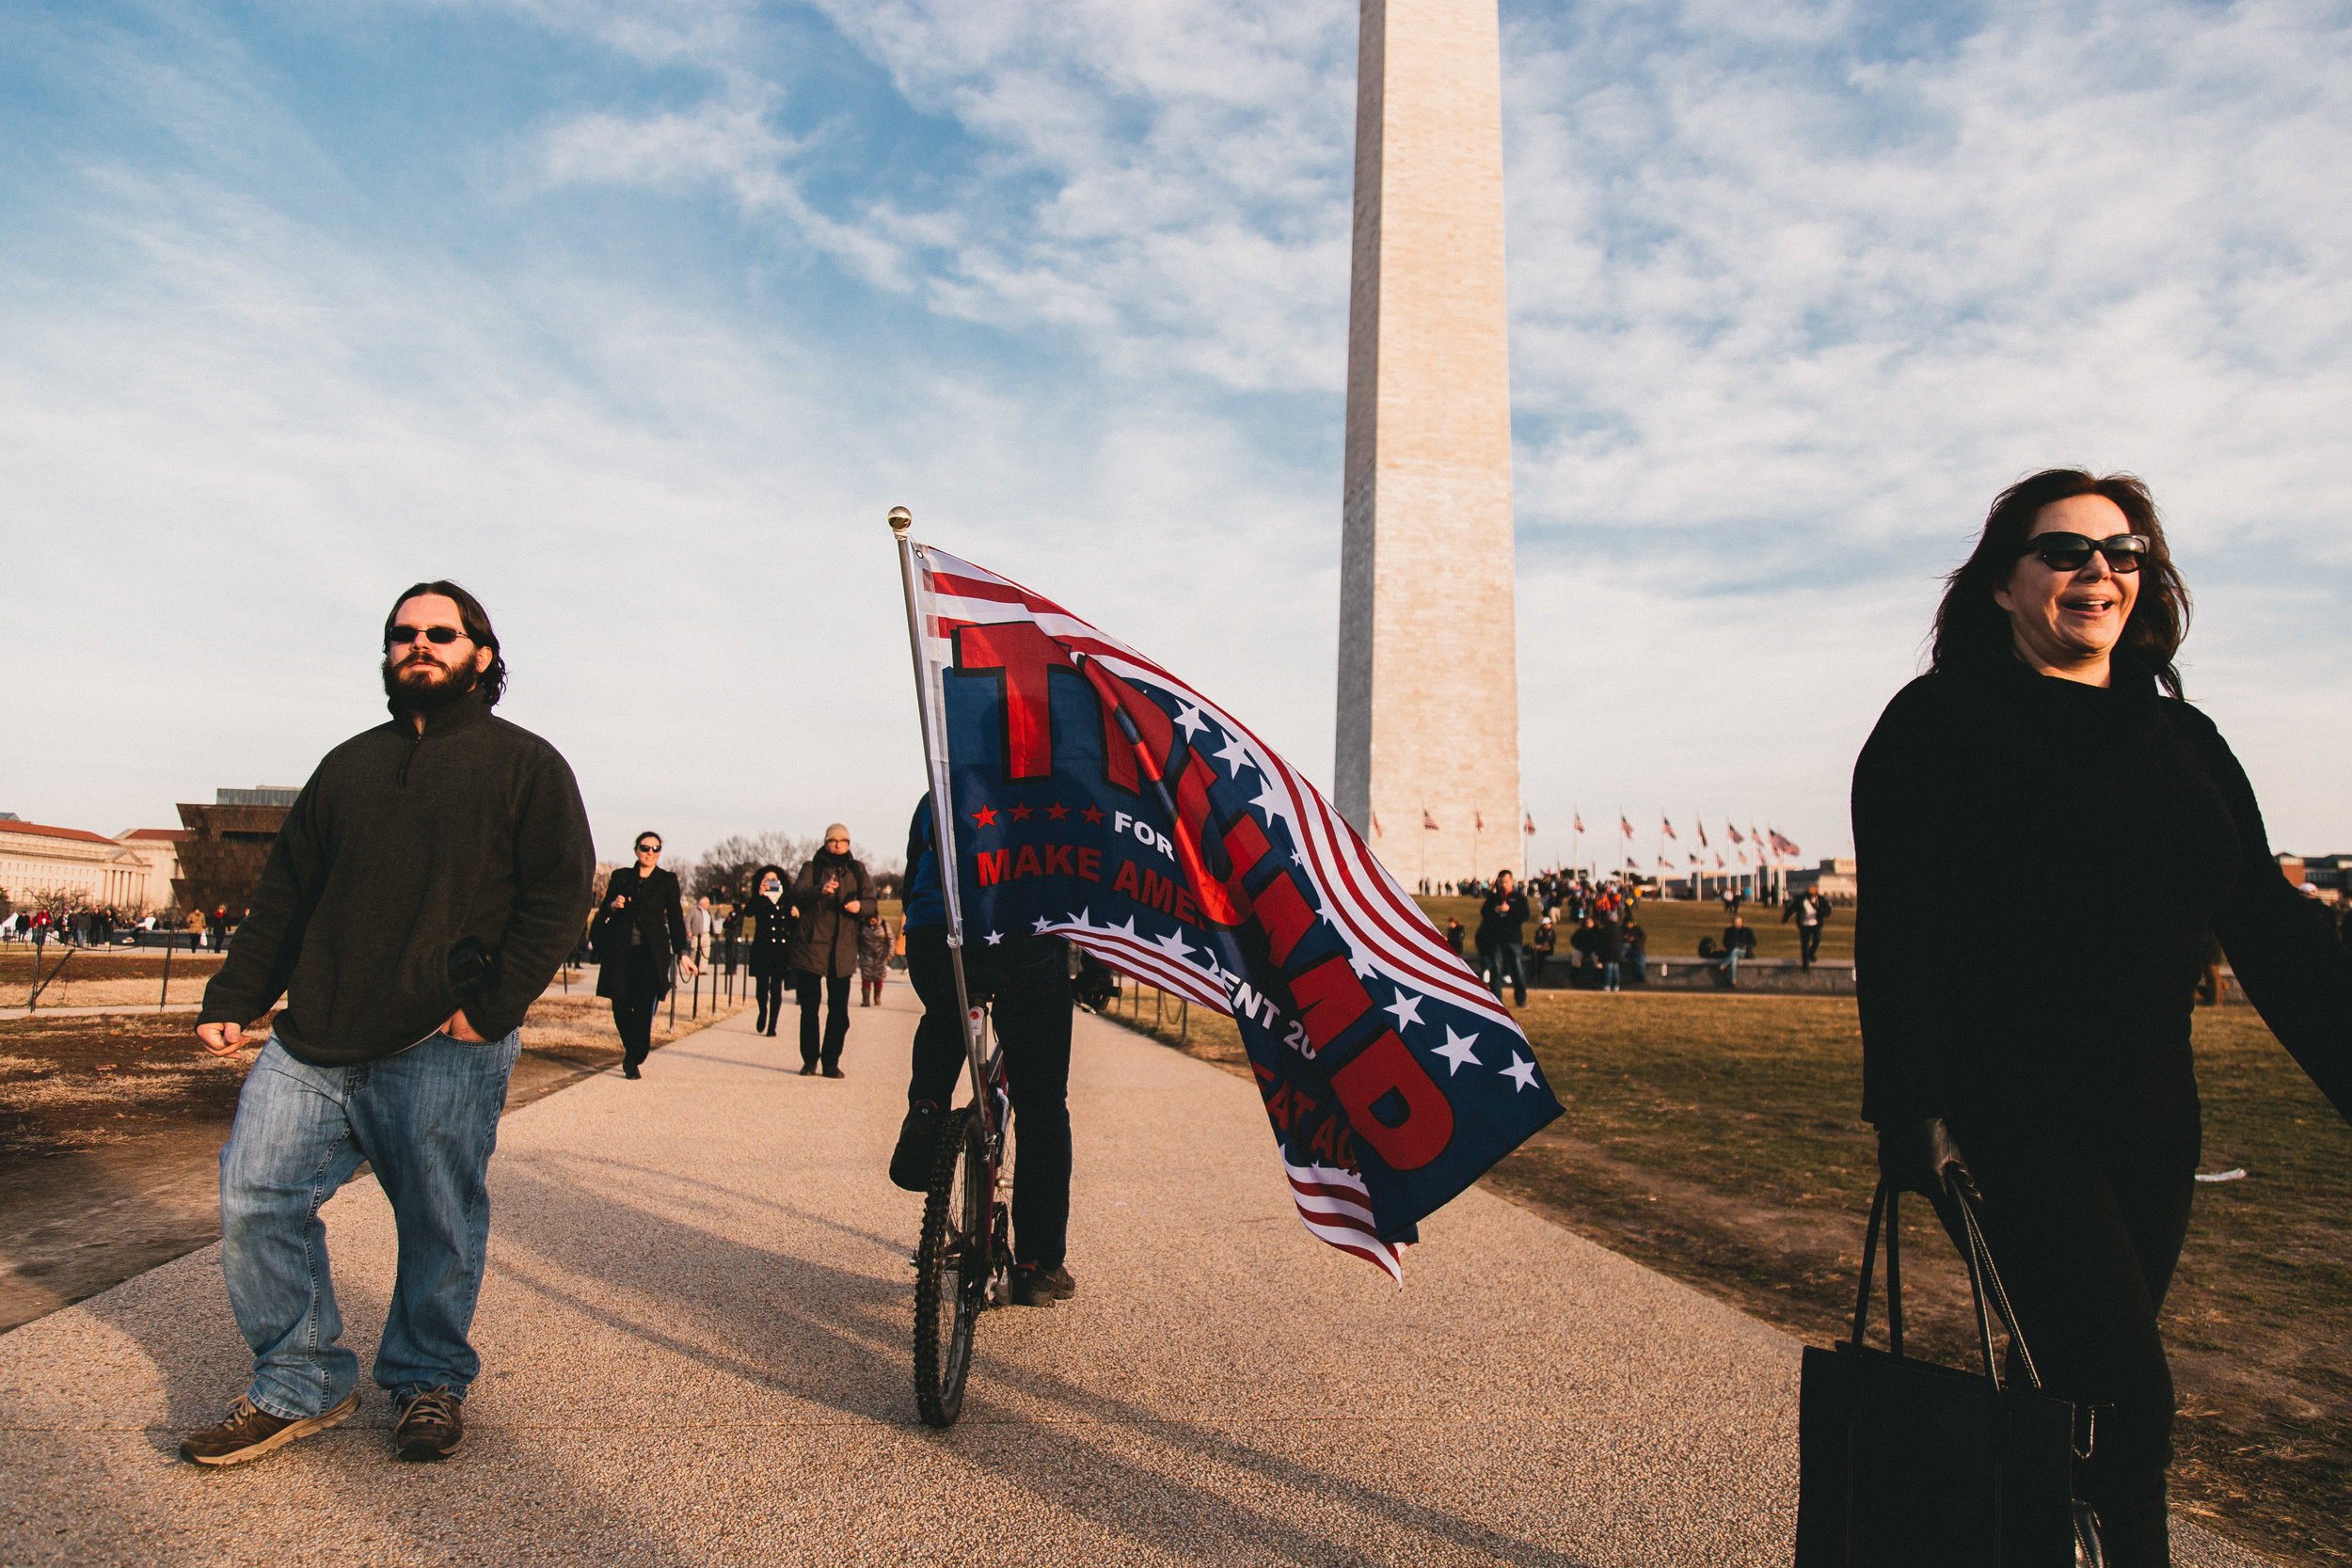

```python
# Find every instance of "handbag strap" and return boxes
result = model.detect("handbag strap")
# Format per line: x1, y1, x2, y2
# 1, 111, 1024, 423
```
1848, 1180, 1908, 1357
1851, 1175, 2041, 1397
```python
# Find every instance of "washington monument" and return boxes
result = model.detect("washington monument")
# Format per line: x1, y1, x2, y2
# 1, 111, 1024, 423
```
1334, 0, 1521, 886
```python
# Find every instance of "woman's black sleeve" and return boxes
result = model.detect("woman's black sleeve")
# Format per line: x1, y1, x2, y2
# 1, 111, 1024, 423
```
1851, 680, 1976, 1125
2195, 714, 2352, 1122
662, 873, 692, 953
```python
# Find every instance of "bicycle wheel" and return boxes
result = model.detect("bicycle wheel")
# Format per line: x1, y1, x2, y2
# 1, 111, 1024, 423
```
913, 1106, 993, 1428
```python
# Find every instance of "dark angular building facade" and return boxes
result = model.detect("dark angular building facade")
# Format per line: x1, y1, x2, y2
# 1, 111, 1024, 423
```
172, 787, 298, 917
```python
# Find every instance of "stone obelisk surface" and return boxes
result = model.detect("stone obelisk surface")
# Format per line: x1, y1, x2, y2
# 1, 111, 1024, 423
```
1336, 0, 1520, 887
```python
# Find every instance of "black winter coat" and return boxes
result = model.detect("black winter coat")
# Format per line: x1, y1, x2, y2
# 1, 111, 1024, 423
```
1852, 657, 2352, 1138
593, 865, 691, 1001
792, 850, 874, 978
198, 689, 595, 1065
745, 892, 794, 978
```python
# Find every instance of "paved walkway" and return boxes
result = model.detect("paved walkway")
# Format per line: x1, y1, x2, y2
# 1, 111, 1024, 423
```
2, 994, 2266, 1566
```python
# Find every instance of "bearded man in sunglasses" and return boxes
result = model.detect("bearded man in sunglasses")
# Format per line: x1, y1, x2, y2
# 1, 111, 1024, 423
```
181, 580, 593, 1469
1853, 471, 2352, 1564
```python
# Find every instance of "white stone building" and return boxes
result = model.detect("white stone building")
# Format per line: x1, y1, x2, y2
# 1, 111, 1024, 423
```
0, 819, 160, 911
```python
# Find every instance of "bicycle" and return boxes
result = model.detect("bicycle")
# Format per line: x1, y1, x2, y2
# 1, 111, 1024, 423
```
911, 990, 1009, 1428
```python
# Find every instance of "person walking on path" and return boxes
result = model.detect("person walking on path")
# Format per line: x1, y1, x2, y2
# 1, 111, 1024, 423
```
181, 580, 593, 1469
592, 833, 694, 1080
744, 863, 793, 1037
856, 912, 892, 1006
1854, 469, 2352, 1565
1782, 887, 1832, 970
1477, 871, 1532, 1006
791, 825, 870, 1077
888, 798, 1075, 1307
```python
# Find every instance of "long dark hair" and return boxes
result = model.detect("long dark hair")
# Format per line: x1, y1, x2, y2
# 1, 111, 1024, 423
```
1930, 469, 2191, 697
384, 579, 508, 706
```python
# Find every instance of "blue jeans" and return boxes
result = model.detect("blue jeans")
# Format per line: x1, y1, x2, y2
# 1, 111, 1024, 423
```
1486, 942, 1527, 1004
218, 1030, 520, 1419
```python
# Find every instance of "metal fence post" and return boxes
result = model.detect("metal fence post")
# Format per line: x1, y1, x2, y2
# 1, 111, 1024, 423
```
159, 939, 173, 1012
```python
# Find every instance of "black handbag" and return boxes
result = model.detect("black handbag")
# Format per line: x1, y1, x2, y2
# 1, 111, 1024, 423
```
1795, 1176, 2106, 1567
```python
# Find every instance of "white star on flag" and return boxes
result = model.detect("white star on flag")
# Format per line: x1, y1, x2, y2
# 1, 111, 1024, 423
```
1214, 730, 1254, 779
1173, 703, 1209, 741
984, 930, 1003, 945
1249, 778, 1293, 830
1383, 989, 1424, 1031
1065, 908, 1092, 928
1031, 917, 1052, 934
1151, 927, 1195, 961
1502, 1052, 1540, 1092
1434, 1027, 1482, 1075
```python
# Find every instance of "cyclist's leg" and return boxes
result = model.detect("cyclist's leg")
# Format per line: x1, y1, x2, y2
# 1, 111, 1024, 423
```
994, 939, 1073, 1271
903, 927, 967, 1107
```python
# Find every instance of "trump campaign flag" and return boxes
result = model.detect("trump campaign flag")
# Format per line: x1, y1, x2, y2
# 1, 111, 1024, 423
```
900, 538, 1564, 1280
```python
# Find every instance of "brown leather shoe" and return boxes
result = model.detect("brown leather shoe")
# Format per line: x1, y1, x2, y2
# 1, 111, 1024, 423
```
393, 1386, 464, 1462
179, 1390, 358, 1466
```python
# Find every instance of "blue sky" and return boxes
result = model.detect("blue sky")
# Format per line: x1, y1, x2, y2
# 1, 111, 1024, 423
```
7, 0, 2348, 875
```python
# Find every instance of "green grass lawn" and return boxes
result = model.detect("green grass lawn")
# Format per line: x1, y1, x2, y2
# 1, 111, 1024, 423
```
1100, 980, 2347, 1565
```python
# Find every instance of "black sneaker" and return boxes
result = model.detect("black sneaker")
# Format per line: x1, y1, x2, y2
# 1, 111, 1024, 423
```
1009, 1263, 1077, 1307
889, 1101, 944, 1191
179, 1390, 358, 1466
393, 1386, 464, 1462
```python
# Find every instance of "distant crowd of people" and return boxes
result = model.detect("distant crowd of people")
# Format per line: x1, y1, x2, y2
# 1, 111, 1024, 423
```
1425, 871, 1842, 997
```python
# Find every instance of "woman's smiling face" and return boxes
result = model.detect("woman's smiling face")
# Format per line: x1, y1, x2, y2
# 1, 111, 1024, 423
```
1993, 493, 2141, 681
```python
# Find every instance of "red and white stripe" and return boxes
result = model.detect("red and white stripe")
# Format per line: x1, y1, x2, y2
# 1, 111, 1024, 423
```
1284, 1157, 1405, 1282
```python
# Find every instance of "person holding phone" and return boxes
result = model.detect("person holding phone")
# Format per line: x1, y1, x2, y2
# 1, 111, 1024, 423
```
593, 832, 695, 1079
790, 824, 871, 1077
745, 863, 793, 1036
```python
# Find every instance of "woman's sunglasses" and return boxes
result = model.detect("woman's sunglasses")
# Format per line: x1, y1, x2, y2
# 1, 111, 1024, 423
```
2017, 532, 2148, 574
635, 844, 660, 855
388, 625, 468, 645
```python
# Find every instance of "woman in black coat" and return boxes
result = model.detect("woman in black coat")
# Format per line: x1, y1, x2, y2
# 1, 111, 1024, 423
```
592, 831, 696, 1079
1853, 469, 2351, 1565
743, 863, 794, 1037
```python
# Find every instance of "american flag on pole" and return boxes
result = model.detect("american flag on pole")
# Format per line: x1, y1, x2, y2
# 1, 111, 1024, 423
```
1661, 816, 1677, 840
905, 543, 1564, 1281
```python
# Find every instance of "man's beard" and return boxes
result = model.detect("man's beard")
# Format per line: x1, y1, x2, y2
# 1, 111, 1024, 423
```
382, 654, 480, 714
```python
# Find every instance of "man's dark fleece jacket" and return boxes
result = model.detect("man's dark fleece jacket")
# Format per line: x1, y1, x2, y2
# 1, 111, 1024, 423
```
199, 690, 595, 1067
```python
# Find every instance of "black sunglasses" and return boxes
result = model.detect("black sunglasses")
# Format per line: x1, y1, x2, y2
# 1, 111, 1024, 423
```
2017, 532, 2147, 573
389, 625, 468, 645
636, 843, 660, 854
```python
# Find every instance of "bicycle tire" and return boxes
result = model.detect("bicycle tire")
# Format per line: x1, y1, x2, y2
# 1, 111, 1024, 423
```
913, 1106, 991, 1428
